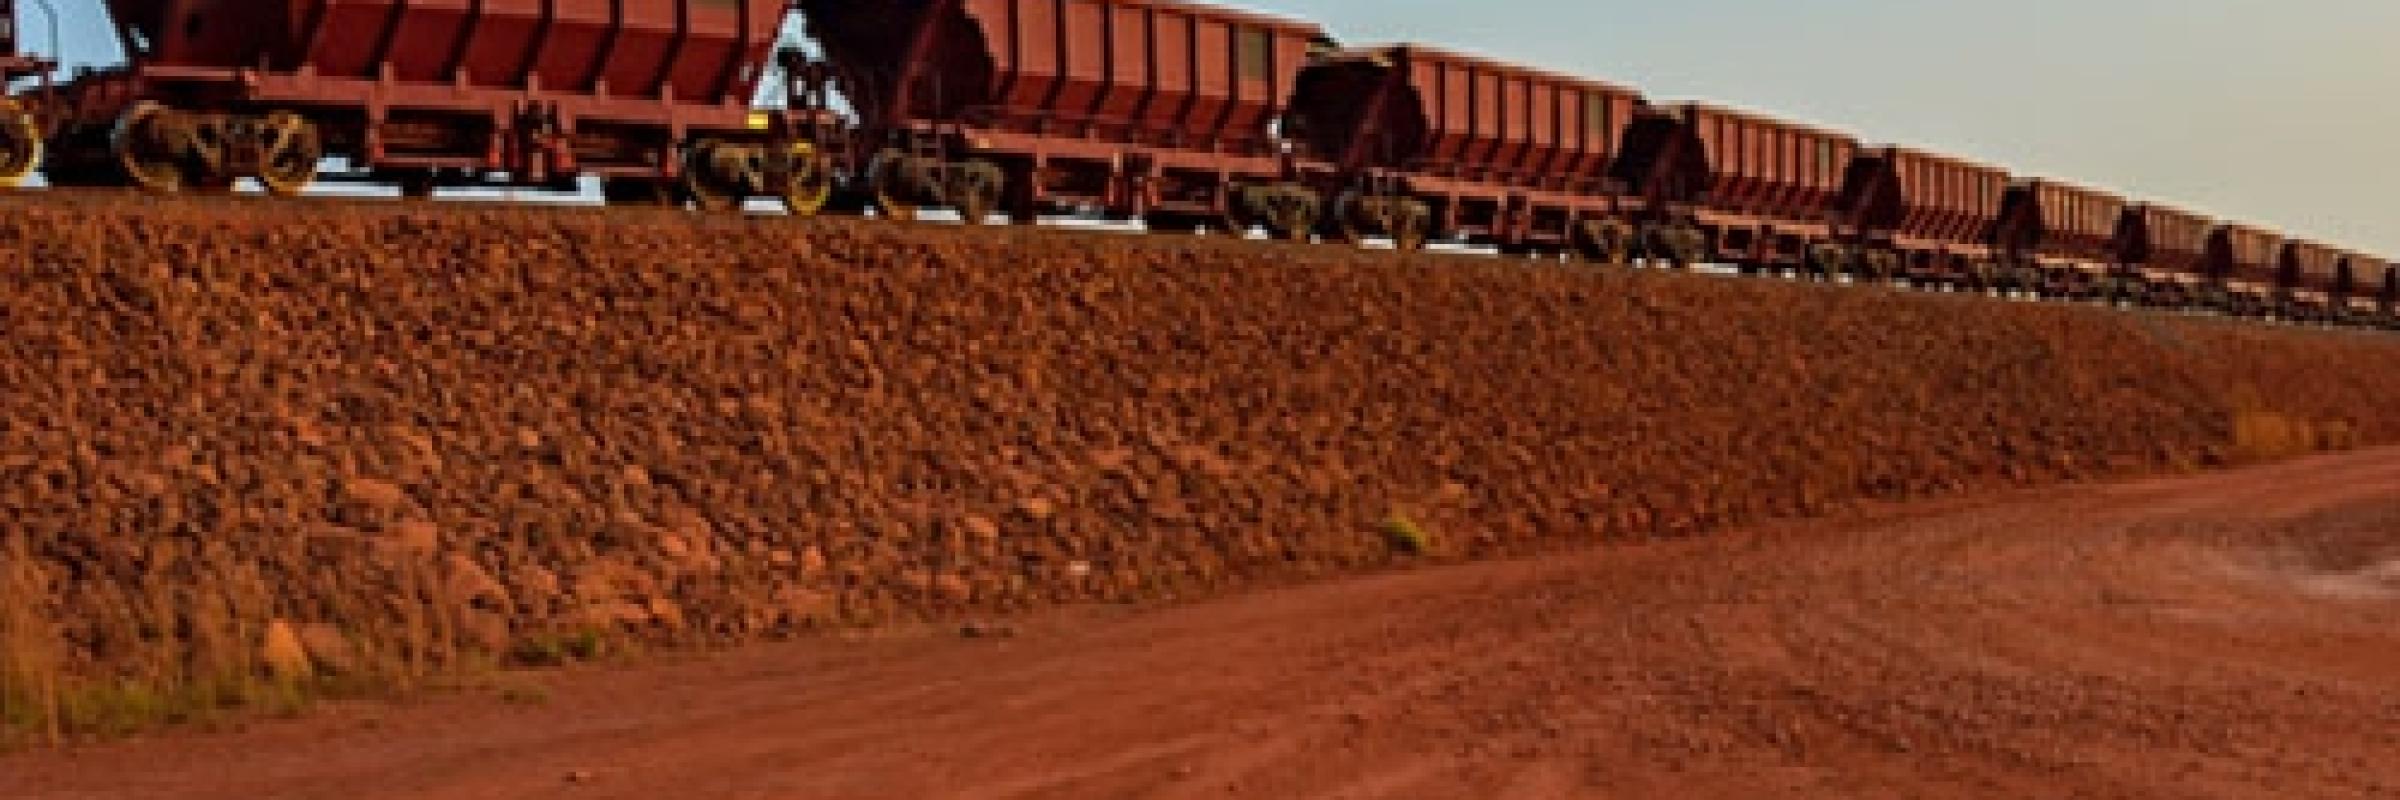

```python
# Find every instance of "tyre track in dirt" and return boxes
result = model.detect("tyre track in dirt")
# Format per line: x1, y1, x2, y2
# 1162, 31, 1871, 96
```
7, 447, 2399, 799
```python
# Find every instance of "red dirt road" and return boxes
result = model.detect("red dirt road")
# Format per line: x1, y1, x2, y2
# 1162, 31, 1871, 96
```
8, 449, 2400, 799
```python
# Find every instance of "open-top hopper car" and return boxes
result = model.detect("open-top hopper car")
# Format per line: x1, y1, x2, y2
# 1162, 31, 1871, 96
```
0, 0, 2386, 329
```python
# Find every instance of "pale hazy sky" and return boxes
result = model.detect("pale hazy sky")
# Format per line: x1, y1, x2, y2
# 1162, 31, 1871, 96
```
29, 1, 2397, 254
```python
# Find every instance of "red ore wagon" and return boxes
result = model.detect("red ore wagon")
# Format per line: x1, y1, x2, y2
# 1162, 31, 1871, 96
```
2336, 251, 2394, 316
1994, 178, 2129, 297
1282, 43, 1644, 253
797, 0, 1329, 229
1615, 103, 1860, 268
2277, 240, 2342, 319
2202, 223, 2282, 316
27, 0, 818, 204
1838, 146, 2010, 286
2206, 223, 2282, 284
2116, 203, 2213, 303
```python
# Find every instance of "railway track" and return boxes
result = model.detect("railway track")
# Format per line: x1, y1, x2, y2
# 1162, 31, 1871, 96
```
0, 0, 2388, 333
3, 183, 2389, 335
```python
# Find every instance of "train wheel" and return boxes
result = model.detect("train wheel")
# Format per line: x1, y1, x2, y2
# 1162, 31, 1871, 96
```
1267, 205, 1315, 241
1333, 193, 1375, 247
1334, 193, 1423, 250
1260, 188, 1319, 242
684, 182, 739, 212
873, 188, 918, 222
945, 160, 1005, 225
777, 142, 833, 217
1645, 224, 1703, 269
954, 191, 990, 225
680, 140, 741, 212
1572, 220, 1631, 265
1222, 185, 1262, 236
1391, 218, 1428, 252
1863, 250, 1900, 284
255, 112, 321, 197
112, 104, 188, 194
1385, 197, 1431, 251
868, 152, 920, 222
0, 101, 39, 187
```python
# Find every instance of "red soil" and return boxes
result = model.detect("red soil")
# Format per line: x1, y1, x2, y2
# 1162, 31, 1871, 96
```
5, 195, 2396, 714
6, 446, 2395, 799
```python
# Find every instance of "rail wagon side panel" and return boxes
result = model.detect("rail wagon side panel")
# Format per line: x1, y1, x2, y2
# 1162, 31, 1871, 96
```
2128, 204, 2213, 280
2001, 179, 2127, 266
804, 0, 1324, 156
2279, 241, 2341, 293
110, 0, 780, 106
1285, 44, 1639, 192
1882, 148, 2007, 248
2337, 252, 2390, 305
2209, 224, 2283, 285
1677, 104, 1857, 226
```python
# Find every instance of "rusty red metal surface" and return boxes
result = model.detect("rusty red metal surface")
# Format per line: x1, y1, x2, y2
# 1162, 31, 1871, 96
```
105, 0, 779, 106
1836, 146, 2007, 259
55, 0, 788, 183
1285, 44, 1640, 194
2207, 223, 2283, 285
2123, 204, 2212, 280
1672, 104, 1857, 229
0, 0, 2382, 317
1997, 179, 2125, 266
2279, 240, 2341, 293
2339, 252, 2391, 302
803, 0, 1322, 156
799, 0, 1328, 216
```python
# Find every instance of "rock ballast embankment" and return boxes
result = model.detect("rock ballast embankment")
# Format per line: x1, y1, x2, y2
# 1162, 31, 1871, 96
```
2, 198, 2395, 736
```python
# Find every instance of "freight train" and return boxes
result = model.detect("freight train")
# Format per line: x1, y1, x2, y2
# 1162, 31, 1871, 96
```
0, 0, 2391, 328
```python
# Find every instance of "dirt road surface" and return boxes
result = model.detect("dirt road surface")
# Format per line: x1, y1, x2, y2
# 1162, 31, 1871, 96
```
8, 448, 2399, 799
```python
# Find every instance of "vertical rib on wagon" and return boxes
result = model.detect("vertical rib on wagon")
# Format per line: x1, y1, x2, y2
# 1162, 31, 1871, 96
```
1993, 179, 2131, 300
37, 0, 806, 201
1614, 103, 1862, 273
2274, 240, 2343, 322
798, 0, 1330, 230
1282, 44, 1644, 255
2204, 223, 2283, 317
1837, 147, 2010, 289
